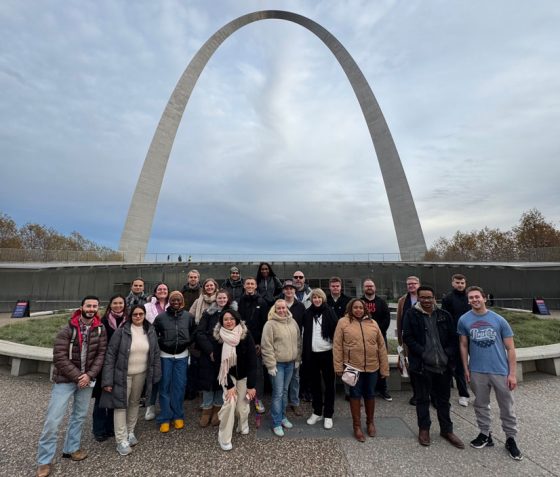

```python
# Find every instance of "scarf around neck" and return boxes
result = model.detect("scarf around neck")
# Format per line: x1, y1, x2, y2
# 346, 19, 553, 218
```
107, 311, 126, 330
217, 324, 242, 386
193, 293, 216, 323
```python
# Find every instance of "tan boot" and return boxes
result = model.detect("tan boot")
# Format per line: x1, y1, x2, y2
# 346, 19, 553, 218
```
349, 398, 365, 442
36, 464, 51, 477
211, 405, 221, 426
199, 408, 212, 428
364, 398, 376, 437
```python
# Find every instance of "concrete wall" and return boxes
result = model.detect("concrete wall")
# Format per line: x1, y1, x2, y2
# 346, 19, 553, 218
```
0, 261, 558, 312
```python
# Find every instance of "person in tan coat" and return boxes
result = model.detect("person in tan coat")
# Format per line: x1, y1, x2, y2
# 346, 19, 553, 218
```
261, 299, 301, 437
333, 298, 389, 442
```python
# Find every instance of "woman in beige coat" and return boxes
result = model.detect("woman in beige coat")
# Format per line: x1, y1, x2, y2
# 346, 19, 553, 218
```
261, 299, 301, 437
333, 298, 389, 442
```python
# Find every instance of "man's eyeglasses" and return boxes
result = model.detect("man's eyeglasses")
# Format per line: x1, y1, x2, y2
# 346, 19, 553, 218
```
293, 275, 304, 279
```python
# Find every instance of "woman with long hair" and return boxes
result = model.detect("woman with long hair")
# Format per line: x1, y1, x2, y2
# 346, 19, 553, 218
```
195, 289, 236, 427
145, 282, 169, 324
261, 299, 301, 437
214, 309, 257, 451
143, 282, 169, 421
92, 294, 127, 441
333, 298, 389, 442
100, 304, 161, 455
302, 288, 338, 430
190, 278, 219, 324
255, 262, 282, 308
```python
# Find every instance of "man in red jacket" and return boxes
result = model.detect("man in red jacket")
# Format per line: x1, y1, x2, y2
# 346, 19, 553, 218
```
36, 296, 107, 477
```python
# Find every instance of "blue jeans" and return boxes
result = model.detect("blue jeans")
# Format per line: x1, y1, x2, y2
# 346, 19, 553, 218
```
201, 389, 223, 409
288, 365, 300, 406
37, 383, 93, 465
349, 371, 379, 400
157, 357, 187, 423
270, 362, 294, 428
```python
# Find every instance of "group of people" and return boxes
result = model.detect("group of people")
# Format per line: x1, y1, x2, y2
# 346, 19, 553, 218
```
34, 265, 523, 477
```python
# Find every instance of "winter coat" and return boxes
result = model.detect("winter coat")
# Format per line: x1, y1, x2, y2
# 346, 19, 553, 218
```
181, 284, 201, 311
92, 313, 126, 399
153, 308, 195, 355
396, 293, 415, 346
261, 309, 301, 372
237, 293, 268, 345
213, 322, 257, 390
327, 293, 351, 319
194, 303, 237, 391
221, 278, 245, 304
99, 321, 161, 409
302, 304, 338, 364
402, 303, 457, 375
257, 276, 283, 306
145, 297, 167, 324
332, 315, 389, 376
287, 300, 306, 330
52, 310, 107, 384
441, 289, 470, 325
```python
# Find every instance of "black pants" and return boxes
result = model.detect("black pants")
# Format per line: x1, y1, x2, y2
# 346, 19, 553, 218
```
413, 369, 453, 433
309, 350, 336, 418
453, 359, 470, 398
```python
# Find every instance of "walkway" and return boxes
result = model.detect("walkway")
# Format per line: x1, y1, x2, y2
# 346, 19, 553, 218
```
0, 370, 558, 476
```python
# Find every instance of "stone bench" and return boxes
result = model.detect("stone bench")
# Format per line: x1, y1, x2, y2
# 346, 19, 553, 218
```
0, 339, 53, 378
515, 343, 560, 382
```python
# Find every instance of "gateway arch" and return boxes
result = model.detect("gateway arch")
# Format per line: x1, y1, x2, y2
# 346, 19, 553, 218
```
119, 10, 427, 261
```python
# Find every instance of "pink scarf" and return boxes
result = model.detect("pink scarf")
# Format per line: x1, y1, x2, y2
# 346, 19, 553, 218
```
217, 324, 242, 386
107, 311, 126, 330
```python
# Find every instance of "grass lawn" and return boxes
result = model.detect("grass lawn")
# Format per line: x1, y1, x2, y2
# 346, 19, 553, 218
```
0, 308, 558, 350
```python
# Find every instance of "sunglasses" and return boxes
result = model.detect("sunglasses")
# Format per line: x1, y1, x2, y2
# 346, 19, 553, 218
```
293, 275, 304, 279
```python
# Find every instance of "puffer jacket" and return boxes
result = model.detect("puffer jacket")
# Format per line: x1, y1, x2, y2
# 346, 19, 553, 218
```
52, 310, 107, 384
153, 307, 195, 355
261, 308, 301, 372
332, 315, 389, 376
100, 321, 161, 409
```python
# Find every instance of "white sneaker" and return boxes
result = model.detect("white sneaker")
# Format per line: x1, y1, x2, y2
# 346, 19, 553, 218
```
323, 418, 333, 429
219, 439, 233, 451
116, 441, 132, 456
145, 405, 156, 421
458, 397, 469, 407
307, 413, 323, 425
128, 432, 138, 446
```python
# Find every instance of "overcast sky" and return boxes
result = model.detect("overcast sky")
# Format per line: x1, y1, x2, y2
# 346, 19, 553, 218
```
1, 0, 559, 258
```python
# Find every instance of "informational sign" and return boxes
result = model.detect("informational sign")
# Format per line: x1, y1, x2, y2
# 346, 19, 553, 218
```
532, 297, 551, 315
11, 300, 30, 318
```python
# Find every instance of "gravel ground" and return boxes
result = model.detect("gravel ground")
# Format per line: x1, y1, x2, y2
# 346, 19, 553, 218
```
1, 370, 559, 477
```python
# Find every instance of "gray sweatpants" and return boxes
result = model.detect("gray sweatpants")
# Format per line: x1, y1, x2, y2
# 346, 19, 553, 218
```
470, 372, 518, 439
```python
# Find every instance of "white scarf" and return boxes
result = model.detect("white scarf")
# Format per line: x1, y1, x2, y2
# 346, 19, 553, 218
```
217, 324, 242, 386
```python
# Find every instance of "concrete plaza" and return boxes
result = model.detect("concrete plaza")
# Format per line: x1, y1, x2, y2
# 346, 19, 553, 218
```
0, 370, 558, 477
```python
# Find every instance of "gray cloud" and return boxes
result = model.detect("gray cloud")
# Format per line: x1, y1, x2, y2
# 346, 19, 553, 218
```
1, 0, 559, 255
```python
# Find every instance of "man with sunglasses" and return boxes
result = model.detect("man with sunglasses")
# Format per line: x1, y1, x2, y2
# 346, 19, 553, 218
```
292, 270, 312, 309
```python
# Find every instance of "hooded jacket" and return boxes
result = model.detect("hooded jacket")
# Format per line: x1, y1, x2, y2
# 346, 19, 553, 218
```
261, 308, 301, 371
52, 309, 107, 384
402, 302, 456, 374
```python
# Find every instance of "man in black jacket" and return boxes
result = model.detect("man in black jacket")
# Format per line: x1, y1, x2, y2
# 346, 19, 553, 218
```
361, 279, 392, 401
237, 277, 268, 413
441, 274, 471, 407
326, 276, 351, 319
403, 286, 464, 449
